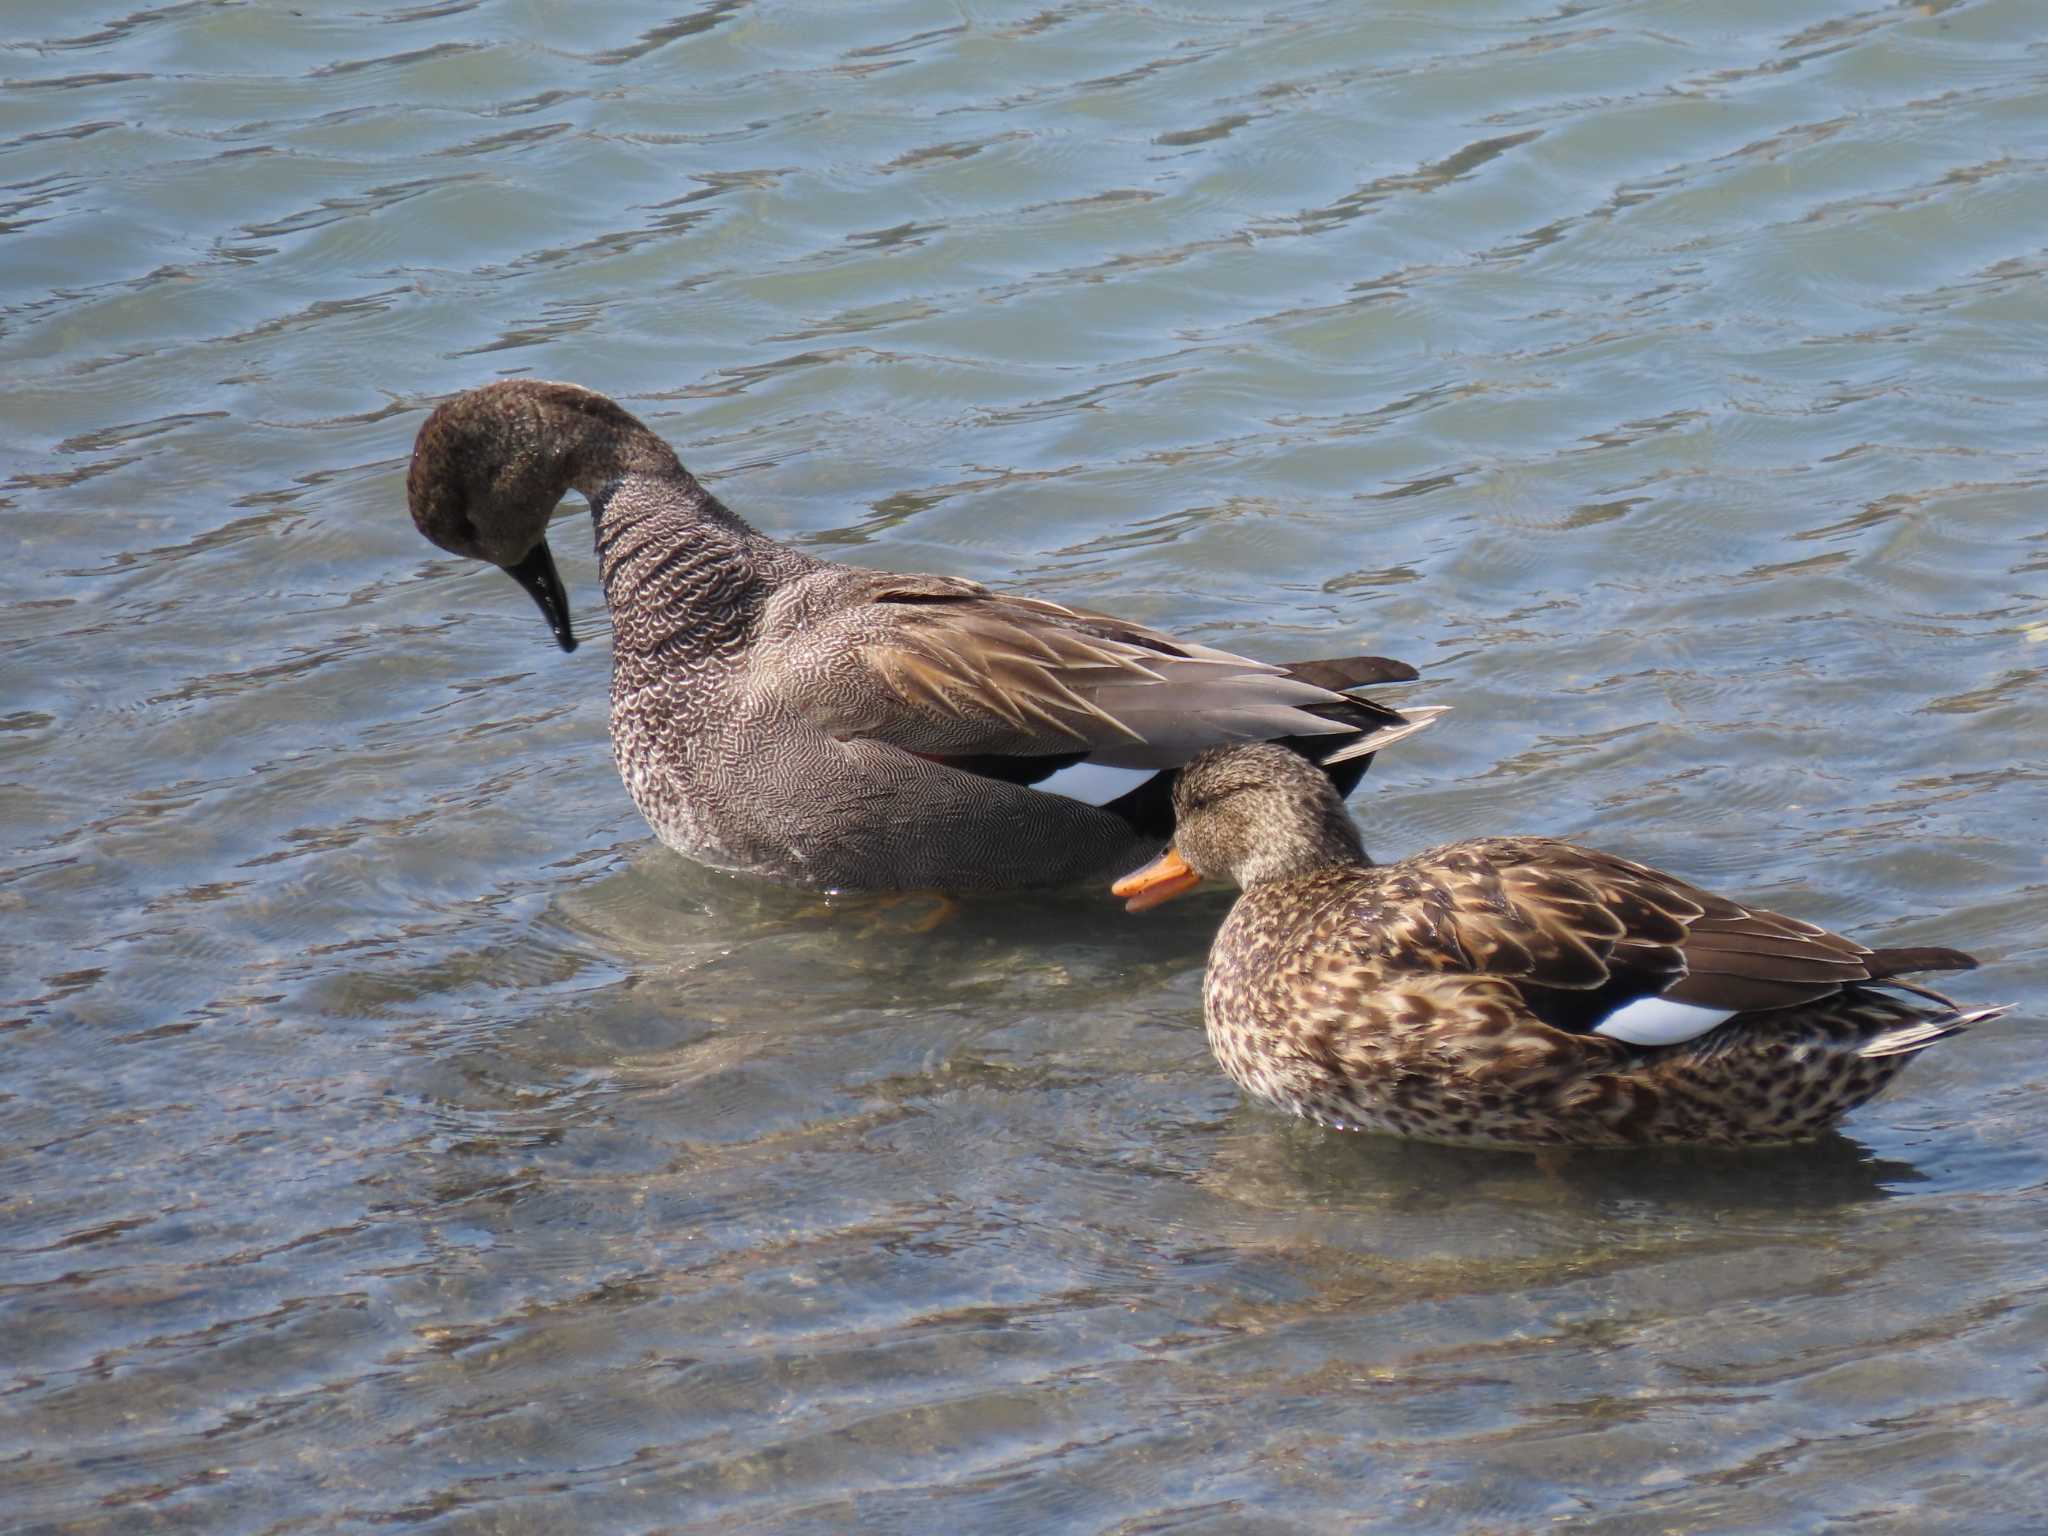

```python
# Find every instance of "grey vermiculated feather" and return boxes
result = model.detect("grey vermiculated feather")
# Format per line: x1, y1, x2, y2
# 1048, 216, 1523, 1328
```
406, 380, 1441, 890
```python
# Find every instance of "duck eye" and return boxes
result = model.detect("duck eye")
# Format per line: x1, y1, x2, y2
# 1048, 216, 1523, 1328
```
1180, 781, 1249, 817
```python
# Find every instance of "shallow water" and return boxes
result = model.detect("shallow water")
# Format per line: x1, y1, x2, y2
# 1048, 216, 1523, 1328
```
3, 1, 2045, 1530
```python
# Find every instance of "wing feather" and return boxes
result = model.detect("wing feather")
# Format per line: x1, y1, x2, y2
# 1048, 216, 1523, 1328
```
757, 568, 1434, 769
1420, 838, 1889, 1040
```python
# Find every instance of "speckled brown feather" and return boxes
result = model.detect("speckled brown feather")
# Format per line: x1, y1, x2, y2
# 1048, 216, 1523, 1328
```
406, 380, 1440, 890
1158, 744, 2010, 1148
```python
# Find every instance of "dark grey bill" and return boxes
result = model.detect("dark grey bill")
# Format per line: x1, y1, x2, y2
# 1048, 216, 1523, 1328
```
506, 540, 577, 652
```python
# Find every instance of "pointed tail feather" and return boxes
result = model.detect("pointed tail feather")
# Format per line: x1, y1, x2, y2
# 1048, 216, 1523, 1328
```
1859, 1004, 2011, 1059
1321, 705, 1450, 766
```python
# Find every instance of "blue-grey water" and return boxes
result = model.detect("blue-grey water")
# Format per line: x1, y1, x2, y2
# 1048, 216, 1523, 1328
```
4, 2, 2045, 1531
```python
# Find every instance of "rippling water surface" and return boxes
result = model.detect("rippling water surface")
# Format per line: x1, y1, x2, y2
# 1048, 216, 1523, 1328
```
4, 1, 2045, 1530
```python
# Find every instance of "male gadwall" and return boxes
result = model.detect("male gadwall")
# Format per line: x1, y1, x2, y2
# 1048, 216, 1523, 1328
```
408, 380, 1442, 890
1114, 742, 2008, 1147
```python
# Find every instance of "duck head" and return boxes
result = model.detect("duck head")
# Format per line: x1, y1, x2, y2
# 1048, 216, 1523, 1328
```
1113, 742, 1368, 910
406, 379, 678, 652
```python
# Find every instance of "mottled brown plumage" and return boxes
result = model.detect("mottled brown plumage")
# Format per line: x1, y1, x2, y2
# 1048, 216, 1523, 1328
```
407, 380, 1441, 890
1115, 743, 2010, 1148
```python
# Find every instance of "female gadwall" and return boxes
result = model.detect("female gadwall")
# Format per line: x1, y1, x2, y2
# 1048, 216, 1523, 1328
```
1114, 743, 2007, 1147
408, 380, 1442, 890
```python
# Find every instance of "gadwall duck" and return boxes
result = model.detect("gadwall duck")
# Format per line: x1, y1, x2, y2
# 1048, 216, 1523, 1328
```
407, 380, 1443, 890
1113, 743, 2008, 1147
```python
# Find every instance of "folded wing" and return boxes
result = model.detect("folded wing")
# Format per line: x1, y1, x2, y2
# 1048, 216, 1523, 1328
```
754, 571, 1436, 794
1430, 840, 1972, 1047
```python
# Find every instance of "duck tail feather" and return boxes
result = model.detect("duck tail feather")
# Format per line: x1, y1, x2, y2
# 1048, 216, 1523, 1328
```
1859, 1004, 2012, 1059
1280, 655, 1419, 690
1320, 705, 1450, 766
1865, 945, 1979, 978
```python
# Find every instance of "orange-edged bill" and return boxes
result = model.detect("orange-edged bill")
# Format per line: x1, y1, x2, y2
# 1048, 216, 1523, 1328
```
1112, 847, 1203, 912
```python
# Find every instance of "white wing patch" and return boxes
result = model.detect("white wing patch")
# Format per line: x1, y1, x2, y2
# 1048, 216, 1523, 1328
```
1592, 996, 1736, 1047
1033, 761, 1159, 807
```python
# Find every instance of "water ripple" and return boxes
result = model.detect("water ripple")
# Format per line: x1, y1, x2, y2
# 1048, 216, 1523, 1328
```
1, 1, 2043, 1531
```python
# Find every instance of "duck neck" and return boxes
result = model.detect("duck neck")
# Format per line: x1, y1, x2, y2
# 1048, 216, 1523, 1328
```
588, 473, 813, 669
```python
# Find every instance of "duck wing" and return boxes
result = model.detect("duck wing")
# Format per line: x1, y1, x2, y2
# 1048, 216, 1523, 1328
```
753, 569, 1436, 787
1422, 839, 1973, 1047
